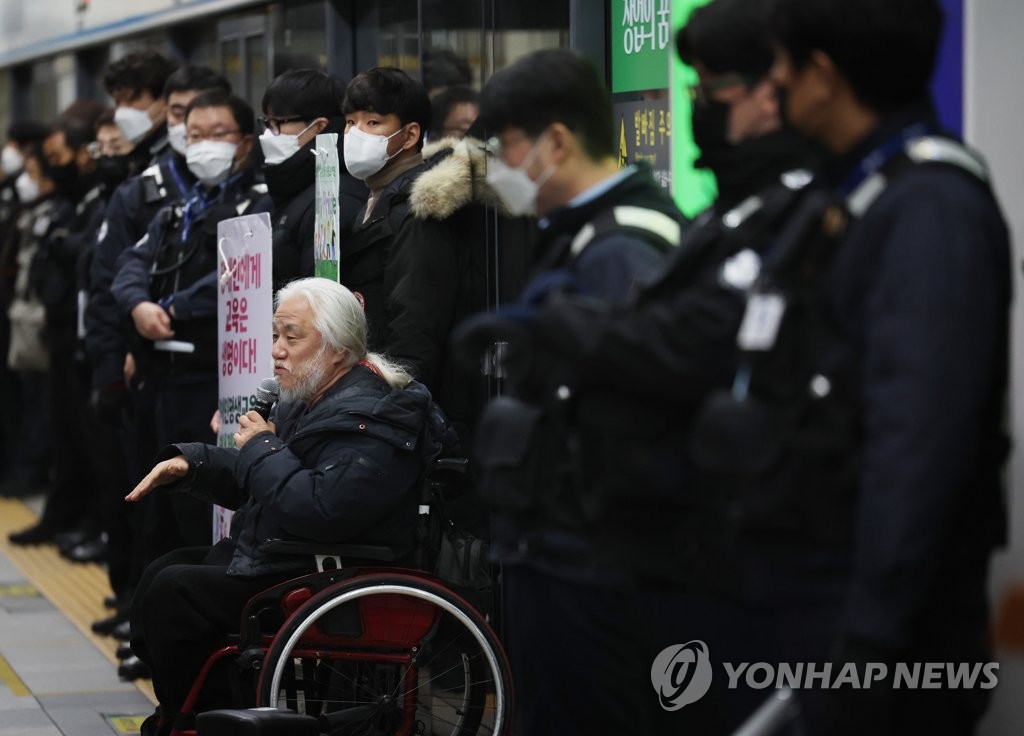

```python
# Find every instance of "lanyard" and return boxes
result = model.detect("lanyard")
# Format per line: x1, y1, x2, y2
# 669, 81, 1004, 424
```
165, 156, 191, 198
837, 122, 939, 196
179, 173, 243, 243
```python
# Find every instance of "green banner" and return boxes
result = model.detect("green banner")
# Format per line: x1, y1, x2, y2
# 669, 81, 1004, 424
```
611, 0, 674, 93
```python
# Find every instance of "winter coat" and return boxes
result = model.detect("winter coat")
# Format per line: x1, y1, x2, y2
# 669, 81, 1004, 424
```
111, 168, 269, 379
340, 137, 533, 437
476, 165, 682, 585
85, 152, 195, 389
162, 365, 453, 578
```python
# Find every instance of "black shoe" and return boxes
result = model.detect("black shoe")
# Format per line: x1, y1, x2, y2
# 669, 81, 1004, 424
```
116, 642, 134, 660
139, 709, 174, 736
104, 589, 133, 610
55, 527, 94, 553
64, 535, 109, 563
111, 619, 132, 641
118, 655, 152, 681
91, 611, 128, 636
8, 522, 57, 546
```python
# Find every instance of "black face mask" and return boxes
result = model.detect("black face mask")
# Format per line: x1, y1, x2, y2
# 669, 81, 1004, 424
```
96, 154, 132, 190
690, 99, 733, 169
44, 160, 79, 197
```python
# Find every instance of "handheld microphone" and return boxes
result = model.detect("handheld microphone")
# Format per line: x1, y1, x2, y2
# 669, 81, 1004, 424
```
252, 377, 280, 420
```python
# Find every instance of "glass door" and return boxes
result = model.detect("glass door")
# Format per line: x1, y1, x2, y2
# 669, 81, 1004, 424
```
217, 13, 269, 109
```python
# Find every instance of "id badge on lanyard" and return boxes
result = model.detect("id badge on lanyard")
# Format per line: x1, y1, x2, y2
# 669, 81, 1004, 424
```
737, 291, 787, 351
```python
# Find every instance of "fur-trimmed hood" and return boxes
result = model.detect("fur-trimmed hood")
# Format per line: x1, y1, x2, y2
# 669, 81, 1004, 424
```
409, 136, 507, 220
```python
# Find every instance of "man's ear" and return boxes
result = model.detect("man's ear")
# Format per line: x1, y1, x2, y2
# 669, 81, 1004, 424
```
332, 348, 348, 367
400, 122, 422, 151
147, 96, 167, 123
807, 50, 841, 103
544, 122, 573, 165
753, 78, 780, 122
236, 134, 255, 162
75, 145, 92, 172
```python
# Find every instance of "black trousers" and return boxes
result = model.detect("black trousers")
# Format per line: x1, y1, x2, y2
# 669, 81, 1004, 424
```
41, 348, 101, 531
152, 376, 218, 548
501, 563, 703, 736
129, 539, 301, 715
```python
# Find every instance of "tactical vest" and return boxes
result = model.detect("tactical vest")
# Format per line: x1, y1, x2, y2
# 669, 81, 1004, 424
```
475, 202, 686, 528
684, 135, 993, 581
146, 182, 265, 377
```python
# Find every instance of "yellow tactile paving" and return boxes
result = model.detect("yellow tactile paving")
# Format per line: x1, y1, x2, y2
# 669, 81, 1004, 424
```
0, 651, 30, 696
0, 497, 156, 704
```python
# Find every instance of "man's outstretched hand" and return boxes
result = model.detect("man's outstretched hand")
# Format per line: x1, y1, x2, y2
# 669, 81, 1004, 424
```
125, 456, 189, 502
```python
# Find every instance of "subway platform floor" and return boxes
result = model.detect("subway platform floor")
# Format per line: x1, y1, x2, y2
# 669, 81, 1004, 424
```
0, 497, 154, 736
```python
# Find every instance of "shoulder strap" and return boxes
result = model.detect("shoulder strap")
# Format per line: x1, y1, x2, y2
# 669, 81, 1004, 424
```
846, 135, 989, 217
569, 205, 683, 258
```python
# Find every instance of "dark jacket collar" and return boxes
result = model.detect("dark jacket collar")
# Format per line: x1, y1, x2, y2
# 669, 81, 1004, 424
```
539, 164, 679, 240
275, 365, 434, 450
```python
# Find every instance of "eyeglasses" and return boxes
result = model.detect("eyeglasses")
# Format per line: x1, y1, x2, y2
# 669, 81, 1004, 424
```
482, 133, 532, 162
186, 128, 242, 145
87, 141, 131, 159
258, 116, 308, 135
687, 73, 757, 106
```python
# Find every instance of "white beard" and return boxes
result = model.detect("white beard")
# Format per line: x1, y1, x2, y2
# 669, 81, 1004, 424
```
279, 350, 330, 403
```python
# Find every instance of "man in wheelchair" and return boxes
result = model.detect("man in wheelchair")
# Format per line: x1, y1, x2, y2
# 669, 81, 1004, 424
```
123, 277, 457, 736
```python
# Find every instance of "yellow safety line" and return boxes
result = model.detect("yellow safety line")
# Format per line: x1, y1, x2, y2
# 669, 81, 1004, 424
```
0, 498, 157, 704
0, 652, 30, 696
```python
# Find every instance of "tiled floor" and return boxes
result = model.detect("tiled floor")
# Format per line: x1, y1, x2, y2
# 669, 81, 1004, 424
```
0, 551, 152, 735
0, 508, 153, 736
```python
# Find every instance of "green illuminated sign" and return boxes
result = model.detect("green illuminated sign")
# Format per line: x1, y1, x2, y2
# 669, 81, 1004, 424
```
611, 0, 674, 93
609, 0, 720, 217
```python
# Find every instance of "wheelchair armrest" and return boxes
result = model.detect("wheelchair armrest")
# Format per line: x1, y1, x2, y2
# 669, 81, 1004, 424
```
433, 457, 469, 475
264, 539, 398, 562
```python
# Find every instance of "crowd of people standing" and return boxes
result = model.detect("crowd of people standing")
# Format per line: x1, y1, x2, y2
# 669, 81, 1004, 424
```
0, 0, 1013, 734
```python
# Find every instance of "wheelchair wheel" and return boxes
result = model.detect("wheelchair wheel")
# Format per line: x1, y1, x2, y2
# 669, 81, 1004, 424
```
257, 572, 512, 736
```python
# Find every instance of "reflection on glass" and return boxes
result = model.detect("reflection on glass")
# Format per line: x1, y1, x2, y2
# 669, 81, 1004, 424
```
221, 38, 242, 99
377, 0, 420, 72
274, 1, 329, 74
246, 34, 266, 103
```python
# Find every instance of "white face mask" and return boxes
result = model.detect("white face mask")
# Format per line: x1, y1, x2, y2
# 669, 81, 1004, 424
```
343, 125, 406, 180
115, 106, 154, 144
259, 120, 317, 166
1, 146, 23, 176
14, 171, 39, 203
186, 140, 238, 187
167, 123, 188, 155
485, 136, 554, 217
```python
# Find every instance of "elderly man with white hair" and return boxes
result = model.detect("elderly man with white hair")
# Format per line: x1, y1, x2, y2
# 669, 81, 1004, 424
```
122, 277, 456, 736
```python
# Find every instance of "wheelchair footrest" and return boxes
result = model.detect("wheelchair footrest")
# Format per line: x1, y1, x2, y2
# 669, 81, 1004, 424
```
195, 707, 319, 736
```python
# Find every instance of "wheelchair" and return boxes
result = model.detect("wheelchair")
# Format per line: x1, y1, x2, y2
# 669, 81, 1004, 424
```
167, 458, 513, 736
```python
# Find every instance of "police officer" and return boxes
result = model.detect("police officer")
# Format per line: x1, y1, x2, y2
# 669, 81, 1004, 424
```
87, 65, 230, 426
103, 51, 177, 173
745, 0, 1008, 732
85, 66, 232, 643
462, 48, 682, 736
111, 89, 267, 551
462, 5, 820, 731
